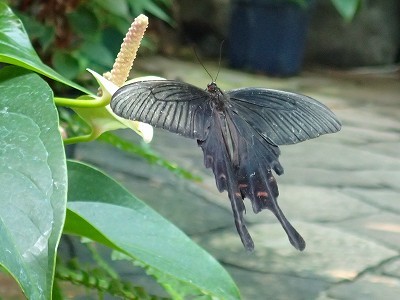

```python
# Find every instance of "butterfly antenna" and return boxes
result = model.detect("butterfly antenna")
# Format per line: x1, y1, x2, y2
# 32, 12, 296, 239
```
192, 45, 214, 82
214, 40, 224, 83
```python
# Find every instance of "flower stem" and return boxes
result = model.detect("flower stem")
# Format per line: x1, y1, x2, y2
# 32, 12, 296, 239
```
54, 97, 109, 108
63, 132, 96, 145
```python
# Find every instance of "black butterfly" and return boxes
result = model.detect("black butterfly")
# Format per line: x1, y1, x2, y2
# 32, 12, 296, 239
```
110, 80, 341, 251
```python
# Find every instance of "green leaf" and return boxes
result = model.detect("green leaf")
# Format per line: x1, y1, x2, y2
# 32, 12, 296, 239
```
52, 51, 81, 80
330, 0, 361, 21
0, 2, 91, 94
0, 66, 67, 299
79, 41, 115, 68
67, 6, 100, 39
141, 1, 173, 24
127, 0, 173, 25
65, 160, 240, 300
92, 0, 130, 19
16, 12, 55, 50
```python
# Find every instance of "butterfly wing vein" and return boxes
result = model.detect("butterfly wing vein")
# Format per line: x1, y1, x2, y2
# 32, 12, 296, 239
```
111, 80, 213, 139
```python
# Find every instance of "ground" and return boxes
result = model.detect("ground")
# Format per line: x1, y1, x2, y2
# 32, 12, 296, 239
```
1, 57, 399, 299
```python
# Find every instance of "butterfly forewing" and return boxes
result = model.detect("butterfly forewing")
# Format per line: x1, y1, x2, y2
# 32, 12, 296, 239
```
227, 88, 341, 145
111, 80, 213, 139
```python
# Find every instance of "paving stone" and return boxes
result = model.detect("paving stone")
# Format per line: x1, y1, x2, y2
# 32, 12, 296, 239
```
281, 140, 400, 173
315, 293, 337, 300
195, 222, 397, 283
204, 184, 381, 227
225, 265, 331, 300
336, 212, 400, 251
277, 185, 380, 223
344, 188, 400, 214
323, 274, 400, 300
333, 125, 400, 146
366, 142, 400, 160
338, 108, 400, 132
382, 258, 400, 278
280, 167, 400, 190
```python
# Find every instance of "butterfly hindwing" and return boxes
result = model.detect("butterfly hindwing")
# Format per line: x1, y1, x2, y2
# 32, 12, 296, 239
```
111, 80, 213, 139
198, 108, 306, 251
197, 110, 254, 250
226, 109, 306, 250
227, 88, 341, 145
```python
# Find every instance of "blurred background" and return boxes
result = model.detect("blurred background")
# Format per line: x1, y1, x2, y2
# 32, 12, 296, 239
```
8, 0, 400, 82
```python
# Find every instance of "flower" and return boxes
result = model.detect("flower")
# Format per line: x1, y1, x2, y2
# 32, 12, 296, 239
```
67, 14, 160, 144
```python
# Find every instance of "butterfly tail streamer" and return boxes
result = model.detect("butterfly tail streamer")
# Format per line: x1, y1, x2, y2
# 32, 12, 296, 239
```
227, 111, 306, 251
198, 113, 255, 251
269, 193, 306, 251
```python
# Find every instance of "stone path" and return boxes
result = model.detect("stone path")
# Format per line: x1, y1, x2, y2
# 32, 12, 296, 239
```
76, 57, 400, 299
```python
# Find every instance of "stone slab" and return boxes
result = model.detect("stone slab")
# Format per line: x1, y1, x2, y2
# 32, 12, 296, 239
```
336, 212, 400, 251
367, 142, 400, 160
277, 185, 380, 223
338, 108, 400, 132
195, 222, 397, 283
226, 265, 331, 300
206, 184, 381, 227
333, 125, 400, 146
280, 140, 400, 173
280, 168, 400, 191
382, 258, 400, 278
322, 274, 400, 300
344, 188, 400, 214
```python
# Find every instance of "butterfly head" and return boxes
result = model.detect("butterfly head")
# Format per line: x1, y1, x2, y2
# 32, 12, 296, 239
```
207, 82, 222, 95
207, 82, 226, 110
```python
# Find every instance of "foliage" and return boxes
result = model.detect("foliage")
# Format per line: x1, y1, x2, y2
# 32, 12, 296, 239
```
330, 0, 362, 21
7, 0, 174, 83
288, 0, 362, 21
0, 3, 240, 300
56, 247, 168, 300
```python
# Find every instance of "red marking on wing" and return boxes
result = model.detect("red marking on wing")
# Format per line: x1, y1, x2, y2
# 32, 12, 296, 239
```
257, 191, 269, 198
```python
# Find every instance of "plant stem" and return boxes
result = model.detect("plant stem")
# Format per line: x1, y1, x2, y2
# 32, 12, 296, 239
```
63, 132, 96, 145
54, 97, 109, 108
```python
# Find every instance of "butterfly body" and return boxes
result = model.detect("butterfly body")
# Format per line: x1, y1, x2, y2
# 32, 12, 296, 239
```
111, 80, 341, 251
205, 82, 227, 111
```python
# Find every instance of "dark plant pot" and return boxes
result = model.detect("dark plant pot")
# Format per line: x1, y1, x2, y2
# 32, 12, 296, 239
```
228, 0, 312, 76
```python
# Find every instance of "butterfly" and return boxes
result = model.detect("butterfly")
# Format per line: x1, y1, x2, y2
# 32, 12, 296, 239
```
110, 79, 341, 251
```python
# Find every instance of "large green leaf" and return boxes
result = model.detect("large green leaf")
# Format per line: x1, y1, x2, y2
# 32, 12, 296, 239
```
65, 160, 240, 300
0, 67, 67, 299
0, 2, 91, 94
330, 0, 361, 21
